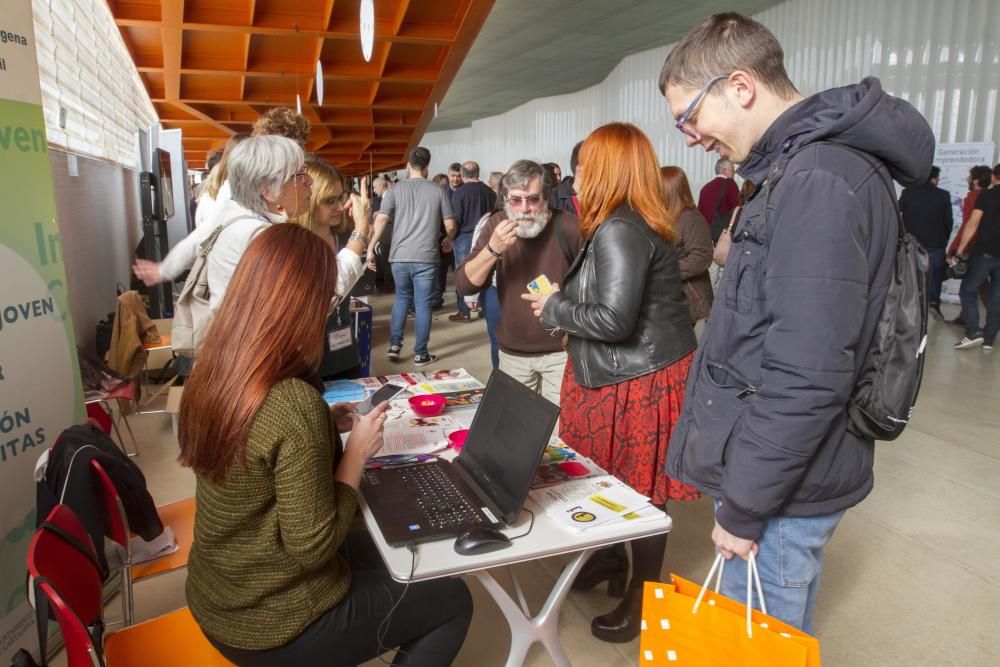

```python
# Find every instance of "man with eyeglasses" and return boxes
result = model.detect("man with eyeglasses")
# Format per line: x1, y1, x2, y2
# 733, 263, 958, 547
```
455, 160, 582, 405
660, 13, 933, 634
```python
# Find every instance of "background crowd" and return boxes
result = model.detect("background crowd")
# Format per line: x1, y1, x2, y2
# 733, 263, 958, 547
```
125, 12, 999, 665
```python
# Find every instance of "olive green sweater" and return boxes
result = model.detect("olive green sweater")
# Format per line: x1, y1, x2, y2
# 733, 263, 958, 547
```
186, 378, 358, 650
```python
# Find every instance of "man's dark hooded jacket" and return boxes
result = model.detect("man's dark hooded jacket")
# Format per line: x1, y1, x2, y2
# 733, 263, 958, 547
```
667, 78, 934, 539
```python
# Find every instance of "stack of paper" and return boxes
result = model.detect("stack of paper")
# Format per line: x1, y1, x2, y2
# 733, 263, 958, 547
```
529, 475, 656, 531
376, 415, 458, 456
130, 527, 179, 564
531, 454, 605, 489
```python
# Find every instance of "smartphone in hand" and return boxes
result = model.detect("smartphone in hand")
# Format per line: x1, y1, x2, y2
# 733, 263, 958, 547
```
527, 274, 553, 295
355, 383, 407, 415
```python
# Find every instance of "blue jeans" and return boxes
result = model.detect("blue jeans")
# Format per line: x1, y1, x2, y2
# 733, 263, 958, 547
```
959, 253, 1000, 344
482, 285, 501, 368
925, 247, 946, 306
390, 262, 436, 356
715, 501, 845, 635
452, 234, 475, 316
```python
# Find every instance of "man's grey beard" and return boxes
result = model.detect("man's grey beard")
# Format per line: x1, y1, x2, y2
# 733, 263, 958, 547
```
506, 203, 551, 238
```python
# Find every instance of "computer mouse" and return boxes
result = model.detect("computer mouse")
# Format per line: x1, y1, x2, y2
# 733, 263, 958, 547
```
453, 526, 512, 555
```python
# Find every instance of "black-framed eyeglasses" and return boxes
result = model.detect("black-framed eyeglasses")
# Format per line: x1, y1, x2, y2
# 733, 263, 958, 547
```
507, 194, 543, 207
675, 74, 731, 138
292, 170, 311, 183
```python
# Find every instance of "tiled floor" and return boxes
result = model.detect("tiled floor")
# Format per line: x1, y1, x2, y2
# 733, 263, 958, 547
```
55, 294, 1000, 666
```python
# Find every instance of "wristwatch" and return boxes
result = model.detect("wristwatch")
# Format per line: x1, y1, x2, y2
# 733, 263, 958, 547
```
349, 229, 369, 247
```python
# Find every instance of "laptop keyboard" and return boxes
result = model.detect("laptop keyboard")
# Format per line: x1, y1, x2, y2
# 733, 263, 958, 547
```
401, 464, 485, 530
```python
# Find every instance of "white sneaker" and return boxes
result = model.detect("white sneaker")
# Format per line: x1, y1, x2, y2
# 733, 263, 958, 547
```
984, 343, 994, 351
955, 336, 984, 350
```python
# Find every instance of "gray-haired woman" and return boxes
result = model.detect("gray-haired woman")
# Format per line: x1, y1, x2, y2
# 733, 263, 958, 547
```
133, 135, 312, 309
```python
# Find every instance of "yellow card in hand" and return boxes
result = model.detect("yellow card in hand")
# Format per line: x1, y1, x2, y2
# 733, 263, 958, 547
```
527, 274, 553, 295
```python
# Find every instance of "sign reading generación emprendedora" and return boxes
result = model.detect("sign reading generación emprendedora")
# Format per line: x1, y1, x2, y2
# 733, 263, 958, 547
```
0, 2, 83, 662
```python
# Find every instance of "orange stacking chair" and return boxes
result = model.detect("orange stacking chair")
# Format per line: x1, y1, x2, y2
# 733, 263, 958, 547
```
26, 504, 234, 667
89, 460, 195, 626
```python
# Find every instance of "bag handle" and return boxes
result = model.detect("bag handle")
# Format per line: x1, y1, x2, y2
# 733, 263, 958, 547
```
692, 552, 767, 638
712, 178, 727, 216
199, 214, 260, 256
726, 206, 741, 234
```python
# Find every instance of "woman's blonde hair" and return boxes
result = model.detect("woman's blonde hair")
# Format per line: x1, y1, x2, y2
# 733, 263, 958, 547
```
292, 158, 349, 237
202, 133, 248, 199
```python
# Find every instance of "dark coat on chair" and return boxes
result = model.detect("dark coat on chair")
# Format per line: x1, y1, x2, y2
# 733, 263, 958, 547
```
36, 424, 163, 577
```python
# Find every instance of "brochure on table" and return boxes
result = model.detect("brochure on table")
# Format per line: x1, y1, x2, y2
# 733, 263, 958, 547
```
327, 369, 485, 458
323, 368, 485, 406
529, 474, 656, 532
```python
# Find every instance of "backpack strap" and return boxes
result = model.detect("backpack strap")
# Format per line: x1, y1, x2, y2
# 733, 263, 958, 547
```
811, 141, 906, 242
712, 177, 727, 216
759, 141, 903, 246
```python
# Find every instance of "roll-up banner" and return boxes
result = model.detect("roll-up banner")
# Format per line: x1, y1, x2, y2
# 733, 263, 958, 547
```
934, 142, 997, 303
1, 2, 84, 661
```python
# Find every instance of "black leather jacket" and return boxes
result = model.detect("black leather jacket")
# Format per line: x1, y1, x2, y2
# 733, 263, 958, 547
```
541, 205, 696, 388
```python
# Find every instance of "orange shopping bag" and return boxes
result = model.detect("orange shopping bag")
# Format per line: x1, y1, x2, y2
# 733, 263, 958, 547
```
639, 553, 820, 666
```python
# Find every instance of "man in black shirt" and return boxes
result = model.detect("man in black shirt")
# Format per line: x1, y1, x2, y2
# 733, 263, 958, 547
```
448, 161, 497, 321
953, 163, 1000, 351
899, 165, 952, 319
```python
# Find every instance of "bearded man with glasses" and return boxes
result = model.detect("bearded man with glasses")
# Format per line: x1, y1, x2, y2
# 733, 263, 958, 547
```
660, 13, 934, 634
455, 160, 582, 405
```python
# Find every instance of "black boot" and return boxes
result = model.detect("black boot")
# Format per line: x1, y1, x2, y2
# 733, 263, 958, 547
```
572, 543, 628, 596
591, 533, 668, 643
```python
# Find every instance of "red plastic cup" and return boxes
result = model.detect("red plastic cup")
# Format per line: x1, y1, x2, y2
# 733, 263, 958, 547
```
448, 428, 470, 451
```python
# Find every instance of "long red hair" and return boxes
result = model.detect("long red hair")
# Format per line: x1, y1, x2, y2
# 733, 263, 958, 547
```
178, 224, 338, 482
659, 165, 697, 220
577, 123, 675, 242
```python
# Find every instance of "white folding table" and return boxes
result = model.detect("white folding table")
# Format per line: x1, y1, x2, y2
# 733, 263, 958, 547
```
357, 400, 671, 667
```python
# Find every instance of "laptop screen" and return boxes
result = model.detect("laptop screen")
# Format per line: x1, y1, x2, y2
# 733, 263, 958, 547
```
457, 369, 559, 523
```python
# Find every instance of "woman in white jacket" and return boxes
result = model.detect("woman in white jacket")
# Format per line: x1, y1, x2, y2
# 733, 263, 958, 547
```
133, 135, 311, 311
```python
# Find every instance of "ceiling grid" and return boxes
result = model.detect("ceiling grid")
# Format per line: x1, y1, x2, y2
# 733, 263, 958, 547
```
107, 0, 494, 173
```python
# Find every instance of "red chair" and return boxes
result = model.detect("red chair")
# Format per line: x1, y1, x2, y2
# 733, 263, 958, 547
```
83, 380, 139, 457
89, 460, 195, 626
27, 504, 104, 667
27, 504, 234, 666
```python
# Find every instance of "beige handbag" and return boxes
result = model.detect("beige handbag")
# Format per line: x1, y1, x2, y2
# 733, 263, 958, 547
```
712, 207, 742, 267
172, 215, 254, 357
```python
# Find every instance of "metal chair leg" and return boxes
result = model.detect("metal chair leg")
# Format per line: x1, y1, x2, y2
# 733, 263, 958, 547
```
118, 409, 140, 457
106, 399, 139, 457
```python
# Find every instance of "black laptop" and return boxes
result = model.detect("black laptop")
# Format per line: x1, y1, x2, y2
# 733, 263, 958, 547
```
361, 369, 559, 547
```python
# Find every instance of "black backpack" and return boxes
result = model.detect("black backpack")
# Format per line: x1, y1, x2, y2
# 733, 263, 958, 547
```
841, 149, 929, 440
764, 142, 928, 441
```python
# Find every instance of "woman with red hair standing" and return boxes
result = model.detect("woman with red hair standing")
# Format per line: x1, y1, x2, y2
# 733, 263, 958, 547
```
523, 122, 699, 643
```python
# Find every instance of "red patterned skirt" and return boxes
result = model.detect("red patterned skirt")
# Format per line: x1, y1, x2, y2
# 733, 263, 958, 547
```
559, 352, 700, 505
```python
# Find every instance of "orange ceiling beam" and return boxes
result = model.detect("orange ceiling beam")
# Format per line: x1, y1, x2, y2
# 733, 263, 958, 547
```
111, 0, 495, 173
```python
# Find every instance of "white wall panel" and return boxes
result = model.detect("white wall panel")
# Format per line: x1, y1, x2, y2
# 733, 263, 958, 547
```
419, 0, 999, 193
32, 0, 158, 168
